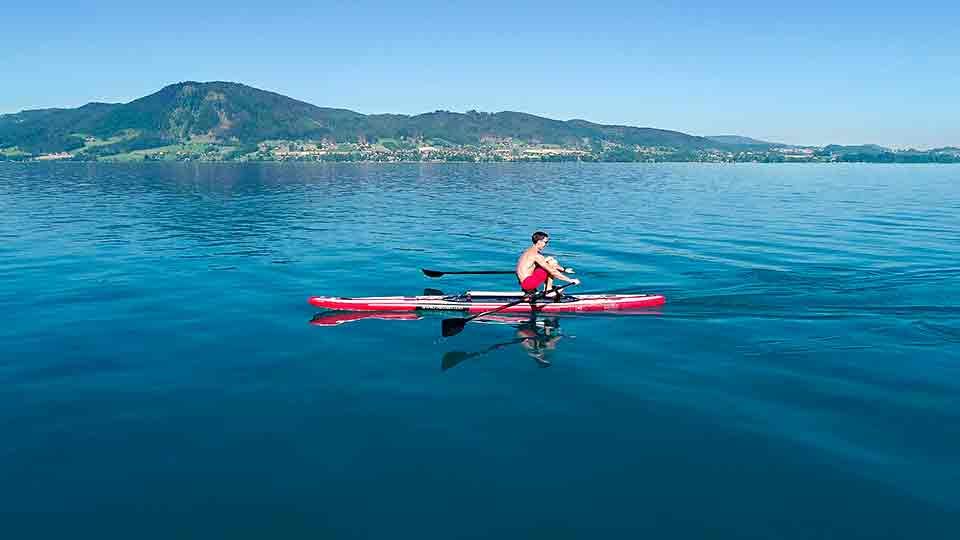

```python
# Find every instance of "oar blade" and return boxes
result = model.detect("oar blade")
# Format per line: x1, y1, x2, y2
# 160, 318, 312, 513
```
441, 351, 471, 370
422, 268, 444, 278
442, 318, 469, 337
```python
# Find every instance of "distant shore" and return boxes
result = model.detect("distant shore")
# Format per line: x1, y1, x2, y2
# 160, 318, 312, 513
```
4, 82, 958, 165
4, 140, 959, 164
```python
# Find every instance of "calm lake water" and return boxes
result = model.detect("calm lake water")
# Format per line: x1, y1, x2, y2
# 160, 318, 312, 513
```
2, 162, 959, 538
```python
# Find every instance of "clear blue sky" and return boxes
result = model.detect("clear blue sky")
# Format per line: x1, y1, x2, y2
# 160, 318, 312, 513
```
3, 0, 957, 148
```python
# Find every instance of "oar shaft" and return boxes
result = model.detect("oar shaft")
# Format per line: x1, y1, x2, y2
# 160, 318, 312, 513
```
422, 268, 514, 277
465, 282, 575, 323
443, 270, 514, 275
441, 282, 578, 337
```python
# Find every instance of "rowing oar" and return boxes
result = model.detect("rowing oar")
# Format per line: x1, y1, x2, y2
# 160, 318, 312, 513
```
441, 282, 577, 337
422, 268, 514, 278
423, 267, 574, 278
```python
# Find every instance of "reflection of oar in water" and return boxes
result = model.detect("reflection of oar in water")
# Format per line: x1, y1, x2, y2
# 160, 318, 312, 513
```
441, 282, 576, 337
441, 337, 533, 371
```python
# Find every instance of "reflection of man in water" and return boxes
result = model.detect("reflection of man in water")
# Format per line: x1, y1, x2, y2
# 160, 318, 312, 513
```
440, 316, 565, 371
516, 317, 562, 367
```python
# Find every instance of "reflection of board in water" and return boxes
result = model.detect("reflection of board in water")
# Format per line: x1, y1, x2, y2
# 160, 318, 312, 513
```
309, 311, 422, 326
308, 311, 559, 328
308, 310, 566, 369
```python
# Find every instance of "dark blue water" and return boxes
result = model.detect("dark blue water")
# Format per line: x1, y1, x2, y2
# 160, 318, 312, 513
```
2, 162, 959, 538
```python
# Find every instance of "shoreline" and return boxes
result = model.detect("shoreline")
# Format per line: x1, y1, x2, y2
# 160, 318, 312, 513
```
4, 159, 959, 165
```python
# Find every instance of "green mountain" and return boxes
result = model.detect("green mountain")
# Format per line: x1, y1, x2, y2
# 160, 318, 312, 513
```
0, 102, 121, 153
821, 144, 891, 155
813, 144, 960, 163
706, 135, 783, 147
0, 81, 725, 156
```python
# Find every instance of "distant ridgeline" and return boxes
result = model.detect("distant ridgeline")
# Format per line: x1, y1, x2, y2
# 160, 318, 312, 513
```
1, 81, 957, 163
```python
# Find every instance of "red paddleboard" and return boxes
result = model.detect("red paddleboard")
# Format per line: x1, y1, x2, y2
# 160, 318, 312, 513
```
308, 290, 665, 314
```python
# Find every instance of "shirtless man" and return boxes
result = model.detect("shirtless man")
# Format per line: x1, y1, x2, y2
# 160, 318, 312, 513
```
516, 231, 580, 297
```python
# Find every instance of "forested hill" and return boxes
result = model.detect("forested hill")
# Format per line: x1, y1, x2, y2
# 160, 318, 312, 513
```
0, 81, 721, 154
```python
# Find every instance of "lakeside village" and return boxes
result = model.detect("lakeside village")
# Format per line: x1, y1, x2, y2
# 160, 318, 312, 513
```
9, 137, 960, 164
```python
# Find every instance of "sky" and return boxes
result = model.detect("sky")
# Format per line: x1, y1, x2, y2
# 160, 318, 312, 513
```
3, 0, 958, 148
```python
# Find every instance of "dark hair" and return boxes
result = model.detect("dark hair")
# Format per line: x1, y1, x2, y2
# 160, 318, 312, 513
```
532, 231, 549, 244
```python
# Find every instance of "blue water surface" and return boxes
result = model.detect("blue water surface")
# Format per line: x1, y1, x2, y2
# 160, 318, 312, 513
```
2, 162, 959, 538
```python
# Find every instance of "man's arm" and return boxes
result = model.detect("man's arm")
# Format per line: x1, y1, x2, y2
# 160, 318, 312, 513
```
534, 253, 579, 283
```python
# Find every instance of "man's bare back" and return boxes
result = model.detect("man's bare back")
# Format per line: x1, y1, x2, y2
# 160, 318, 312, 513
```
515, 244, 547, 281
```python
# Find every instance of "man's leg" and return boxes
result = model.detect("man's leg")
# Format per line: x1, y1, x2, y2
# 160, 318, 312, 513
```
543, 258, 564, 300
544, 276, 558, 299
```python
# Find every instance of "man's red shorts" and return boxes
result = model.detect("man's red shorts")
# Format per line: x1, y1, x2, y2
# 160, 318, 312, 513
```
520, 266, 549, 291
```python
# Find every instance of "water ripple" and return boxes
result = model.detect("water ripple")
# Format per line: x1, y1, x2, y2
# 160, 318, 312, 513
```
2, 162, 959, 534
